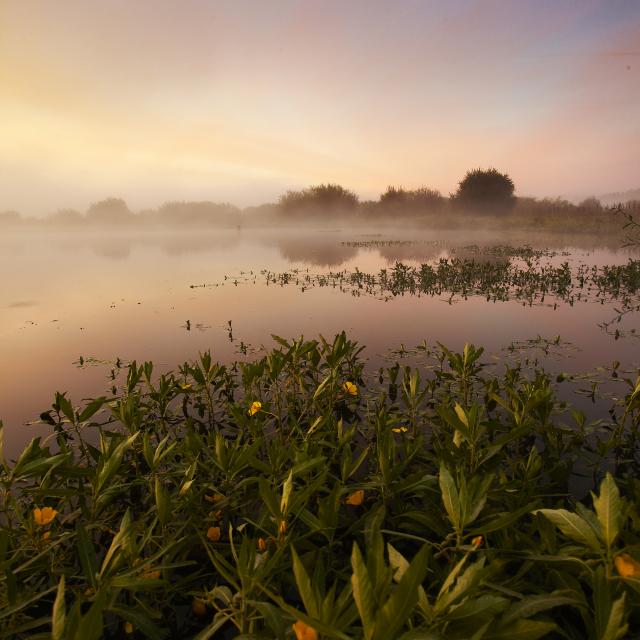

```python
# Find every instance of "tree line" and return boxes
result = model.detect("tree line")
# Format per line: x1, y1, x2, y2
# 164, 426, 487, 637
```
1, 168, 638, 229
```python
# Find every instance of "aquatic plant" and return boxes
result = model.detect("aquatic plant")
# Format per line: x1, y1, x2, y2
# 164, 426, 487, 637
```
0, 334, 639, 638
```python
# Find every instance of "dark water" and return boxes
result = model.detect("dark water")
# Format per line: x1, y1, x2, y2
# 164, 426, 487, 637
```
2, 227, 639, 458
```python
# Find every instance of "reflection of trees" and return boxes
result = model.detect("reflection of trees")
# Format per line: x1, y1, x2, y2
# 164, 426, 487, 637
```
160, 233, 240, 256
376, 244, 444, 263
275, 236, 358, 267
92, 239, 132, 260
43, 231, 241, 261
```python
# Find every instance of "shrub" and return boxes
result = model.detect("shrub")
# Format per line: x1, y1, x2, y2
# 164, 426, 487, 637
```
278, 184, 359, 216
453, 168, 515, 212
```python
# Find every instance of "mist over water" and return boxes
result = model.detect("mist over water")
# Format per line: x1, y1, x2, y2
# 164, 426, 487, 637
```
2, 224, 639, 458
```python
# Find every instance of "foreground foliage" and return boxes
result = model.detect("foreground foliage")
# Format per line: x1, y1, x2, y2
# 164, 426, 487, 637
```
1, 334, 639, 639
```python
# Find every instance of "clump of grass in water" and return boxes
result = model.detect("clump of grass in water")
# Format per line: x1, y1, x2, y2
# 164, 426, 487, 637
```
1, 333, 639, 638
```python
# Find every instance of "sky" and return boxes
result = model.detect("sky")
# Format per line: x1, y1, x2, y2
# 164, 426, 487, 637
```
0, 0, 639, 215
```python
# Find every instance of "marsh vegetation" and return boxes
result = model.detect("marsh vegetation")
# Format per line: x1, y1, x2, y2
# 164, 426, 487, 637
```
1, 334, 640, 639
2, 217, 640, 639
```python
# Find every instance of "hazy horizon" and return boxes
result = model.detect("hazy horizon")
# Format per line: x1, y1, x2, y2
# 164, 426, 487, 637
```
1, 0, 639, 216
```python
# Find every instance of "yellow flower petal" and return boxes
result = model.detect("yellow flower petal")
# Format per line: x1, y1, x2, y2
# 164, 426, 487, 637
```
248, 401, 262, 416
346, 489, 365, 506
33, 506, 58, 526
342, 381, 358, 396
124, 622, 134, 634
206, 526, 221, 541
392, 426, 408, 433
292, 620, 318, 640
615, 553, 640, 578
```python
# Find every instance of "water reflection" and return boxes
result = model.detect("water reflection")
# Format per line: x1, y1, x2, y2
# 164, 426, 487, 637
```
1, 227, 639, 460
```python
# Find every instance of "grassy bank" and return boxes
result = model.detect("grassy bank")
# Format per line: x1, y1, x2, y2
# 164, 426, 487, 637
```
1, 334, 639, 639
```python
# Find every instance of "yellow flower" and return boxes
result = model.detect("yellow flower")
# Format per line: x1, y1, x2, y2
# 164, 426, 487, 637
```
615, 553, 640, 578
33, 506, 58, 526
124, 621, 134, 634
471, 535, 483, 548
342, 381, 358, 396
392, 426, 408, 433
207, 526, 221, 541
257, 537, 267, 552
278, 519, 287, 536
248, 401, 262, 416
346, 489, 365, 506
192, 599, 207, 616
180, 383, 192, 391
292, 620, 318, 640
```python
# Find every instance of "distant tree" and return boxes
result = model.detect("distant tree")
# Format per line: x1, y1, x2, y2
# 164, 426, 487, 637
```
378, 186, 444, 217
49, 208, 83, 226
86, 198, 133, 224
379, 186, 410, 206
155, 201, 240, 226
278, 184, 358, 216
453, 168, 515, 211
0, 210, 21, 226
578, 197, 603, 212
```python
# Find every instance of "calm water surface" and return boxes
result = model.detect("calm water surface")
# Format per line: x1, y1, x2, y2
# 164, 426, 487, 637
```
2, 227, 639, 457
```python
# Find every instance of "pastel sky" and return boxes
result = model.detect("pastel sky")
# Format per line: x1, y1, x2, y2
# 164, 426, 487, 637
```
1, 0, 639, 214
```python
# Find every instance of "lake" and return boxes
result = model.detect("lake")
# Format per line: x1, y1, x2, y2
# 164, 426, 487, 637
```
2, 226, 639, 458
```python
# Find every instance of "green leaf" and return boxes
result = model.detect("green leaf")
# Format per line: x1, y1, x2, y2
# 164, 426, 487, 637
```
258, 478, 282, 519
51, 577, 65, 640
500, 591, 580, 625
78, 397, 106, 423
435, 559, 485, 615
483, 619, 557, 640
73, 593, 105, 640
388, 544, 431, 616
281, 469, 294, 515
99, 509, 132, 578
374, 545, 429, 640
292, 548, 319, 618
592, 473, 621, 550
439, 466, 461, 532
351, 543, 376, 640
95, 433, 138, 495
600, 593, 628, 640
110, 605, 169, 639
56, 393, 75, 424
76, 523, 98, 590
155, 477, 171, 527
532, 509, 601, 551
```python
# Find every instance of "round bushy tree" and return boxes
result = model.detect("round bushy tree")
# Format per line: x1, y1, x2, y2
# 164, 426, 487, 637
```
278, 184, 358, 216
454, 168, 515, 211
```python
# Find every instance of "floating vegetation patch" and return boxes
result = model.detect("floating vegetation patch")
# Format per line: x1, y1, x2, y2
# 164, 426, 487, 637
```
453, 244, 570, 259
197, 257, 640, 311
2, 333, 639, 638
